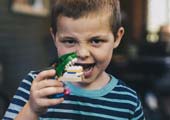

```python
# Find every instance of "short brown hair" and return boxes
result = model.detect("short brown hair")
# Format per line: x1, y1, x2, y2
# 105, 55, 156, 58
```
51, 0, 122, 36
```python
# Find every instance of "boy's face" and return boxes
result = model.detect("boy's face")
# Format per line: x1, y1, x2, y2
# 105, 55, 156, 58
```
52, 13, 124, 88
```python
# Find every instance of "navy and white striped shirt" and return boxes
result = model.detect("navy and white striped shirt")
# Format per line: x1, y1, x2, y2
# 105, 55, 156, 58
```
3, 71, 145, 120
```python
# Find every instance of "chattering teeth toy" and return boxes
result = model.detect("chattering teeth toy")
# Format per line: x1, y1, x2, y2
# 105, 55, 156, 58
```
55, 52, 84, 82
51, 52, 83, 98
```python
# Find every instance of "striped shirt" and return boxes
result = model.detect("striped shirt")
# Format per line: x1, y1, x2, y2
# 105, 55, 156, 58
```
3, 71, 145, 120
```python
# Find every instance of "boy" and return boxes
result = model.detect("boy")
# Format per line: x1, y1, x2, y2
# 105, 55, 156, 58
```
3, 0, 145, 119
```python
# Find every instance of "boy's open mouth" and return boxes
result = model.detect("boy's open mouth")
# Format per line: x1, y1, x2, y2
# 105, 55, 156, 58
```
64, 57, 96, 79
75, 63, 95, 77
75, 63, 95, 71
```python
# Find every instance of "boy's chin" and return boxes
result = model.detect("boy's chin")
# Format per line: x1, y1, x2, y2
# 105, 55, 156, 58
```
73, 77, 97, 86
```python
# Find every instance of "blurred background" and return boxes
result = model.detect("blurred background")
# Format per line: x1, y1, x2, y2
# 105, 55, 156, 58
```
0, 0, 170, 119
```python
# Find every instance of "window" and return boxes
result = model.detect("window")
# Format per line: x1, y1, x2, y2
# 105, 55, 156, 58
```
11, 0, 50, 17
147, 0, 170, 42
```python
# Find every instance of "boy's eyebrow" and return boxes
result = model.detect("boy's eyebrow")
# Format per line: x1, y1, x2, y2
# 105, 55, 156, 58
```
90, 36, 101, 39
90, 34, 110, 39
59, 36, 77, 40
58, 34, 111, 40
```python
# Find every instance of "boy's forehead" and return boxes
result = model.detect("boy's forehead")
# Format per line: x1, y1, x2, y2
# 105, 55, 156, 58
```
57, 13, 111, 30
59, 8, 111, 18
57, 11, 111, 25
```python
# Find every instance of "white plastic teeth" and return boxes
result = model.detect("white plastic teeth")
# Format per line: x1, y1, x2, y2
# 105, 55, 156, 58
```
65, 58, 78, 70
66, 66, 83, 71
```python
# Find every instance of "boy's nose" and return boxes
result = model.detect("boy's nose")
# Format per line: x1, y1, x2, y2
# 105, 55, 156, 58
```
76, 46, 90, 60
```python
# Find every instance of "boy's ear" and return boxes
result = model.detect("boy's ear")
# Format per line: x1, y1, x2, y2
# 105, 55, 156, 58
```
113, 27, 124, 49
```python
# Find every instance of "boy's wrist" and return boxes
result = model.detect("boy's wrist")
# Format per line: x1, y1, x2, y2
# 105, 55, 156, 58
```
15, 102, 39, 120
26, 101, 39, 118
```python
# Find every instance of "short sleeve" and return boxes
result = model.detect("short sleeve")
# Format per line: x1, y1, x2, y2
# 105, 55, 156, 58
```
131, 97, 145, 120
2, 71, 37, 120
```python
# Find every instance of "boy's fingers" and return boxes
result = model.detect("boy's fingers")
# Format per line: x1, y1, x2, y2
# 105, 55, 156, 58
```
37, 80, 63, 90
37, 87, 64, 97
35, 69, 56, 81
40, 98, 64, 107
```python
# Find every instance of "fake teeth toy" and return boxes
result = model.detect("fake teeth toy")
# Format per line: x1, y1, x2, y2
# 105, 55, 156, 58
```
55, 52, 83, 82
59, 66, 83, 82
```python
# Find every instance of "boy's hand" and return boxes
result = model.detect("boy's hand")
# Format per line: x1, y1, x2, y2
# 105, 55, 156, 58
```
29, 69, 64, 115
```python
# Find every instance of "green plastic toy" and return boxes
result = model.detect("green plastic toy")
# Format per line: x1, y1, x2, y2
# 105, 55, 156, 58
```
55, 52, 77, 77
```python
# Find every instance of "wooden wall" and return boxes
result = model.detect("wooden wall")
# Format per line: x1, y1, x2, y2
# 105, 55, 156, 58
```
120, 0, 147, 42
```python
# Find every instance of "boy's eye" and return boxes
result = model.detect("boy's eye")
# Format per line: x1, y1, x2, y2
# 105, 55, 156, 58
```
90, 38, 104, 46
61, 38, 77, 47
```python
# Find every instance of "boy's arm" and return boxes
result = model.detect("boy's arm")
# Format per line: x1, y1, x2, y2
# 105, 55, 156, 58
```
3, 70, 64, 120
3, 71, 36, 120
14, 102, 38, 120
14, 69, 64, 119
131, 98, 145, 120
